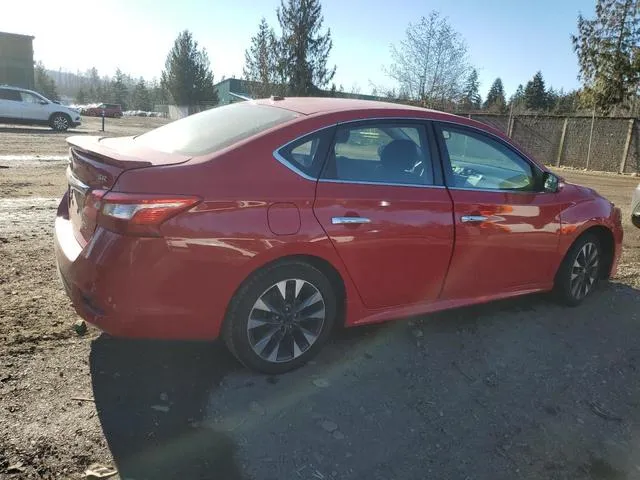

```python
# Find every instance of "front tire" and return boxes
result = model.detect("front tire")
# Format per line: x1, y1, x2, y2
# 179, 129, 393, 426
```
50, 113, 70, 131
554, 233, 602, 306
223, 261, 337, 374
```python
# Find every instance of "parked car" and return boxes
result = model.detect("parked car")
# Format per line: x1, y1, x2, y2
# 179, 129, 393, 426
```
83, 103, 123, 118
632, 183, 640, 228
0, 85, 81, 131
54, 98, 623, 373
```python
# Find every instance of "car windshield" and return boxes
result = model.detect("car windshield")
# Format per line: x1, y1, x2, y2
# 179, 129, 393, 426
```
135, 102, 299, 155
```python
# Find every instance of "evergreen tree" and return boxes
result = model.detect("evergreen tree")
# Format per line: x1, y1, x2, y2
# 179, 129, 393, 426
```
462, 68, 481, 110
161, 30, 218, 108
111, 68, 129, 109
244, 18, 281, 97
524, 71, 548, 110
131, 78, 152, 111
75, 89, 86, 104
483, 78, 506, 112
277, 0, 336, 95
34, 62, 59, 101
572, 0, 640, 111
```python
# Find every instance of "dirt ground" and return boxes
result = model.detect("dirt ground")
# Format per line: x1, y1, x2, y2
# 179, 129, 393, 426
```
1, 117, 640, 479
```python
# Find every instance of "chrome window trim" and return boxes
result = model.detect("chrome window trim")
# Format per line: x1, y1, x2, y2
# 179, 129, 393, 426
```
273, 149, 319, 181
319, 178, 445, 189
447, 186, 541, 195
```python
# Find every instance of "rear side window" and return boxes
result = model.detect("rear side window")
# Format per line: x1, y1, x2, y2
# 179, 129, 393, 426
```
0, 89, 21, 101
276, 128, 333, 179
135, 102, 299, 156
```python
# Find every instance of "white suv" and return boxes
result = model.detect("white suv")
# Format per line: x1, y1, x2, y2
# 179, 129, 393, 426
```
0, 85, 81, 131
632, 183, 640, 228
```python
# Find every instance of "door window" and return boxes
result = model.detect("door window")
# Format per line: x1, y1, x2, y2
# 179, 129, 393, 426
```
0, 89, 22, 101
20, 92, 41, 104
276, 128, 333, 178
439, 126, 535, 191
322, 124, 433, 186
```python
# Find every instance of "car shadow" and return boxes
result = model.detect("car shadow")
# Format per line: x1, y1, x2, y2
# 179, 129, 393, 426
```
89, 336, 248, 480
0, 126, 85, 135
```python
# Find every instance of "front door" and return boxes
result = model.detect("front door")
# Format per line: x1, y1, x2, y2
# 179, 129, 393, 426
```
433, 123, 566, 300
17, 91, 49, 121
313, 121, 455, 309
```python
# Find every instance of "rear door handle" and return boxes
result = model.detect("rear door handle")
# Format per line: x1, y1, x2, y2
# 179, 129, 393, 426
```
332, 216, 371, 225
461, 215, 488, 223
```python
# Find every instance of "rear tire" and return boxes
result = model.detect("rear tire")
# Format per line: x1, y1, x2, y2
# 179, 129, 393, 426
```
50, 113, 70, 132
223, 261, 337, 374
554, 233, 602, 306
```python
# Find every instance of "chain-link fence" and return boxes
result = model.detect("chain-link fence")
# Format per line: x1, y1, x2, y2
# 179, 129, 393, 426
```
468, 113, 639, 174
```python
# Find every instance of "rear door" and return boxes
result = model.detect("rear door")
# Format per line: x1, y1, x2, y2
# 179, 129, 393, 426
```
0, 88, 22, 119
313, 120, 455, 309
433, 123, 565, 300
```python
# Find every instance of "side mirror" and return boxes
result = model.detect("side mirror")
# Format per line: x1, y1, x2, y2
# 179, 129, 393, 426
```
543, 172, 560, 193
39, 100, 48, 105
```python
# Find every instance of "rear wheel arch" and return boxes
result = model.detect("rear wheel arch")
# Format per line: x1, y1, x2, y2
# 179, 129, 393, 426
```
224, 254, 347, 329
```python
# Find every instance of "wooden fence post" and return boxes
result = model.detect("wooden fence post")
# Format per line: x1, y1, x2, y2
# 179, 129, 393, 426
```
556, 117, 569, 167
619, 118, 635, 174
507, 115, 515, 138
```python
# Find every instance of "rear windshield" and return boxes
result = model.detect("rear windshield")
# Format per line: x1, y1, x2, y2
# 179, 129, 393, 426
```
135, 102, 300, 156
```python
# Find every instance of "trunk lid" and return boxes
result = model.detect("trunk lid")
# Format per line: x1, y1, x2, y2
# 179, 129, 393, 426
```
66, 135, 190, 245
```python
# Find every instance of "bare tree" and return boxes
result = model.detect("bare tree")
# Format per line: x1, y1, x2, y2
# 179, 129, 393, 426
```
243, 18, 282, 98
386, 11, 471, 109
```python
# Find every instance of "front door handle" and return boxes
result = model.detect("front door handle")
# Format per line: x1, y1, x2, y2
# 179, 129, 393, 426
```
332, 216, 371, 225
461, 215, 488, 223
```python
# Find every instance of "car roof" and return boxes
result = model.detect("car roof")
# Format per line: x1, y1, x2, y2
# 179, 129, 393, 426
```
253, 96, 440, 116
0, 85, 27, 91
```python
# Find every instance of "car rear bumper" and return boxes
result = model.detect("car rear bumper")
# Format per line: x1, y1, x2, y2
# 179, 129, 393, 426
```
53, 197, 227, 340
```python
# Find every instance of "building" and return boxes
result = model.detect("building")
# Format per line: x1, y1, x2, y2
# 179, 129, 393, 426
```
0, 31, 35, 89
214, 78, 386, 105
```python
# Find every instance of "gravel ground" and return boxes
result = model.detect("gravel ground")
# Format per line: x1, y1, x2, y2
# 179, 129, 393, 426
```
1, 118, 639, 480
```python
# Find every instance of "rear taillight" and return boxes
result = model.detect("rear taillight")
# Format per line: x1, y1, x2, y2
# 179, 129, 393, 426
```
96, 192, 200, 236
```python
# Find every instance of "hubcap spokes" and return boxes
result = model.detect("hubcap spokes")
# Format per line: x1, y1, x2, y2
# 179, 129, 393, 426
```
248, 279, 325, 363
570, 242, 599, 300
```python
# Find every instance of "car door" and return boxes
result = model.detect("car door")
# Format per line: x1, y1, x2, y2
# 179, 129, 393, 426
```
433, 122, 566, 301
313, 120, 454, 309
18, 91, 49, 121
0, 88, 23, 119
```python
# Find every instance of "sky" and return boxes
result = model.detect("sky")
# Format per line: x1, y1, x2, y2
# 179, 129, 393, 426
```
1, 0, 593, 99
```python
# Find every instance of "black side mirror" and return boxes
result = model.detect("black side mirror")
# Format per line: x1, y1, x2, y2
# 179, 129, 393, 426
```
39, 100, 48, 105
543, 172, 560, 193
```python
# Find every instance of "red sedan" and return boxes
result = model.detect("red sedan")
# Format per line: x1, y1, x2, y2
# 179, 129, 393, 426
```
54, 98, 623, 373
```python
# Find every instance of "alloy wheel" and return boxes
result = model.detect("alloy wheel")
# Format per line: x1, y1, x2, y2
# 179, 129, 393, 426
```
570, 241, 599, 300
53, 115, 69, 131
247, 278, 326, 363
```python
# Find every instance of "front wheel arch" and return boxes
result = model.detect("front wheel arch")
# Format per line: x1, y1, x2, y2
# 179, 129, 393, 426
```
563, 226, 614, 280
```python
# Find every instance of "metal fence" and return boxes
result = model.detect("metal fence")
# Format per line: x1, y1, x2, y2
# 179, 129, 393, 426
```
469, 113, 639, 174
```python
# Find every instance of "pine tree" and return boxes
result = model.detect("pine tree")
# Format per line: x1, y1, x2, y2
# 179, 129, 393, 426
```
572, 0, 640, 111
34, 62, 59, 101
524, 71, 547, 110
462, 68, 481, 110
161, 30, 219, 108
131, 78, 151, 111
277, 0, 336, 95
244, 18, 281, 97
75, 89, 86, 104
111, 68, 129, 110
483, 78, 506, 112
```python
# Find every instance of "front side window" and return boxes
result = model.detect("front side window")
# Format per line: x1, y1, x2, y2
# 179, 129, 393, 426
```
20, 92, 40, 104
322, 123, 432, 186
438, 126, 535, 191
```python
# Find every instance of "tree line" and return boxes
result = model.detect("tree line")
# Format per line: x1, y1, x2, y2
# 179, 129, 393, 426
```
34, 0, 640, 116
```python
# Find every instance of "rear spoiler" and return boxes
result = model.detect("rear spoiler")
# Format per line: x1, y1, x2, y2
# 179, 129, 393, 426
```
66, 135, 190, 169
